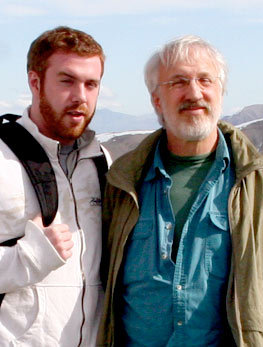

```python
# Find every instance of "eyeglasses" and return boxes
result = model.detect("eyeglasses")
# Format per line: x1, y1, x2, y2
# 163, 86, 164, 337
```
157, 76, 220, 90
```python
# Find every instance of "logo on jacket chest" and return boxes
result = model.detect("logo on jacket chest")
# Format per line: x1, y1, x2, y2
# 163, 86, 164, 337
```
90, 197, 101, 206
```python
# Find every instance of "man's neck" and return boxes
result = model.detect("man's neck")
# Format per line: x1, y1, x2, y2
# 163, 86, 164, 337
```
28, 104, 38, 125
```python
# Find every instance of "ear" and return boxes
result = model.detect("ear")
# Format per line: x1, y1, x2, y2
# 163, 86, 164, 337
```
28, 71, 41, 96
151, 91, 162, 116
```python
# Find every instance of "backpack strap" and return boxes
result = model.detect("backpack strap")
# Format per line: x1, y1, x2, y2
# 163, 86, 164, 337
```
0, 114, 58, 228
94, 147, 111, 289
93, 153, 108, 198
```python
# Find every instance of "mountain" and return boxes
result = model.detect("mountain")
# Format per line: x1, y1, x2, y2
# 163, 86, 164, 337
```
238, 119, 263, 153
222, 104, 263, 152
222, 104, 263, 125
93, 104, 263, 134
97, 131, 154, 160
98, 104, 263, 159
91, 108, 159, 133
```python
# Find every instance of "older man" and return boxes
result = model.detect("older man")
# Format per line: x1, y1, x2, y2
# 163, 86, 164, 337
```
98, 35, 263, 346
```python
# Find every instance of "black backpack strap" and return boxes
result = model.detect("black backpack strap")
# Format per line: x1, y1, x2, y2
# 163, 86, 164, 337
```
93, 152, 108, 197
93, 150, 110, 289
0, 113, 58, 228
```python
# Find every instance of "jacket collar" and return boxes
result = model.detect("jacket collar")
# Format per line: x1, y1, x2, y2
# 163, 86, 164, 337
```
218, 120, 263, 180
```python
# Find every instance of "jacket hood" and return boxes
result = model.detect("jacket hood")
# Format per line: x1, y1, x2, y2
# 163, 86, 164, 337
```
107, 121, 263, 190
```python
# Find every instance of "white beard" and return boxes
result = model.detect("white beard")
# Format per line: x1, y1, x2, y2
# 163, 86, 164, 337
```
165, 114, 219, 141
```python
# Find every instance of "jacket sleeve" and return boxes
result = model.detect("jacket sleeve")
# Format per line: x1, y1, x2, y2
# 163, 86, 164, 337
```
0, 220, 65, 294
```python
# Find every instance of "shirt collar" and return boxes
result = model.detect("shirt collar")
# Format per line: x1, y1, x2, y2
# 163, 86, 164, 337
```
145, 128, 232, 182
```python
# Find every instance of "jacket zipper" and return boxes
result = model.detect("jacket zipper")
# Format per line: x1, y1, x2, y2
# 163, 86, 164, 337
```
57, 147, 86, 347
68, 174, 86, 347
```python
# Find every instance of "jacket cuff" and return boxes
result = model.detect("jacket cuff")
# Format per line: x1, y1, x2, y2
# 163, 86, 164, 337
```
18, 220, 66, 274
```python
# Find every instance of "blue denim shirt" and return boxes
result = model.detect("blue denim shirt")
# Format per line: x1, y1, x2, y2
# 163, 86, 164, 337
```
120, 130, 235, 347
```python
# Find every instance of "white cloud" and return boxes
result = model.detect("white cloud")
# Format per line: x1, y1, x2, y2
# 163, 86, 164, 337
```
223, 105, 243, 117
0, 89, 118, 114
0, 94, 31, 115
99, 85, 115, 98
97, 85, 122, 110
16, 94, 32, 108
0, 100, 13, 117
0, 101, 11, 108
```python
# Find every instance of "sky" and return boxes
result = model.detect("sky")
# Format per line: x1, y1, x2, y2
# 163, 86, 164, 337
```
0, 0, 263, 119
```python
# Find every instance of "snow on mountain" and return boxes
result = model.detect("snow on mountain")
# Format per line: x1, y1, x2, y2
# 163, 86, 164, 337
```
98, 104, 263, 159
96, 130, 153, 143
97, 130, 154, 160
222, 104, 263, 126
236, 118, 263, 129
222, 104, 263, 152
91, 108, 159, 134
237, 117, 263, 153
94, 104, 263, 134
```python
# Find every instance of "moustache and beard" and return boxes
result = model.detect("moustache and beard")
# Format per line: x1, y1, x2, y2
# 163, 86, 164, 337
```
160, 100, 221, 142
39, 89, 95, 145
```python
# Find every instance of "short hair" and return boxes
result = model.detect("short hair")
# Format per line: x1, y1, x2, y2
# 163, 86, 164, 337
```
144, 35, 228, 95
27, 26, 105, 79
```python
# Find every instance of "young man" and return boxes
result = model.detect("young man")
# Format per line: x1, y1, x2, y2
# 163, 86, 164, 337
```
98, 36, 263, 346
0, 26, 110, 346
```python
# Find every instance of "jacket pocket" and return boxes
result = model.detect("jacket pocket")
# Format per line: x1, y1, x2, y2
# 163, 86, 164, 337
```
204, 212, 231, 280
0, 286, 47, 346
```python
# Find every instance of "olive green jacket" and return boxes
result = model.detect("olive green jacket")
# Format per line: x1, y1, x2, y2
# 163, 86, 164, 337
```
97, 121, 263, 346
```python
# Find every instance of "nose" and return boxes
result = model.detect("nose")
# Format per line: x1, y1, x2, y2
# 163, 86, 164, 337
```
71, 83, 87, 104
184, 79, 203, 101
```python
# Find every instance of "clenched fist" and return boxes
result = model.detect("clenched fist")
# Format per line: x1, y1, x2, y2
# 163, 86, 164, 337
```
44, 224, 74, 260
33, 215, 74, 260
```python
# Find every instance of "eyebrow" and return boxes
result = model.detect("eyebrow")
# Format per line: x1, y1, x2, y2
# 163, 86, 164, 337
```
57, 71, 75, 78
170, 74, 185, 78
169, 72, 212, 79
57, 71, 100, 83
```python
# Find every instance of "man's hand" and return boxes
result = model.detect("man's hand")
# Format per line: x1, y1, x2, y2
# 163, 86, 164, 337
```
33, 215, 74, 260
44, 224, 74, 260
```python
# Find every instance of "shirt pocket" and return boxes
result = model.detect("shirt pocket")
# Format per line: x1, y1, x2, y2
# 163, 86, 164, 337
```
130, 219, 152, 240
123, 219, 153, 285
204, 212, 231, 280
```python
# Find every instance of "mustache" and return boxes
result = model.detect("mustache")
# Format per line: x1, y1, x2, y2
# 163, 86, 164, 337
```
64, 104, 89, 114
178, 101, 211, 112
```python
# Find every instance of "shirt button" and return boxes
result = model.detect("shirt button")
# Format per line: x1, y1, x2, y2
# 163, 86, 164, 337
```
161, 253, 168, 260
165, 222, 173, 230
176, 285, 182, 290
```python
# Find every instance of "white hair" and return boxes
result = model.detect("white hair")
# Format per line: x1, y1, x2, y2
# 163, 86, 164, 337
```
144, 35, 228, 124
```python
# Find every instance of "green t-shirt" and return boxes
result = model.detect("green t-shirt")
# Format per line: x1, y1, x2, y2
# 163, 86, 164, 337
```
163, 149, 215, 261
